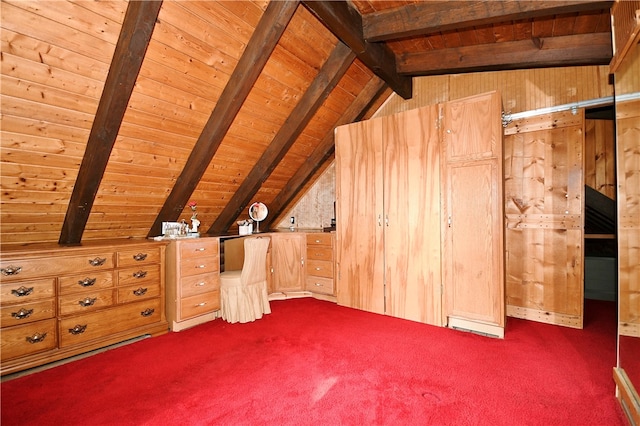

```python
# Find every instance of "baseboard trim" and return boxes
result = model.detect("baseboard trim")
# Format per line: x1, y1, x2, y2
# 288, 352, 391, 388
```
614, 367, 640, 426
448, 316, 504, 339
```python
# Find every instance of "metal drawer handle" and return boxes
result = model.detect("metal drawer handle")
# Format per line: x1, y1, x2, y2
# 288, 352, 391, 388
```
11, 286, 34, 297
132, 270, 147, 279
315, 267, 321, 271
26, 332, 47, 344
133, 253, 148, 261
196, 264, 206, 269
314, 282, 323, 287
196, 282, 205, 287
79, 297, 97, 307
141, 308, 155, 317
196, 302, 206, 307
68, 324, 87, 335
1, 265, 22, 276
11, 308, 34, 320
315, 239, 321, 243
133, 287, 148, 296
196, 247, 206, 251
78, 277, 97, 287
89, 257, 106, 267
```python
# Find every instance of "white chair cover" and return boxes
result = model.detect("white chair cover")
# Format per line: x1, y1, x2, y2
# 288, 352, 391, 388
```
220, 237, 271, 323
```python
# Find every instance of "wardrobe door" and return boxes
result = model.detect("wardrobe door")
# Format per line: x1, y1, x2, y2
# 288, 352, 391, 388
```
335, 118, 385, 314
441, 91, 505, 337
503, 111, 585, 328
384, 106, 442, 325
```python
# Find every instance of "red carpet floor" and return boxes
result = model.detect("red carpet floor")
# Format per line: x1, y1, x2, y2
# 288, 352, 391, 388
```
1, 298, 625, 425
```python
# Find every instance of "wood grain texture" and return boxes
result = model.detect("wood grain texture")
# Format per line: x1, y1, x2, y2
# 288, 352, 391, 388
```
504, 111, 584, 326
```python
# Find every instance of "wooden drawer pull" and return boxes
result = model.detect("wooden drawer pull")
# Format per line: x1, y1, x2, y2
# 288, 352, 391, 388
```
1, 265, 22, 276
26, 332, 48, 344
78, 277, 97, 287
11, 308, 34, 320
141, 308, 155, 317
79, 297, 97, 307
132, 270, 148, 279
133, 253, 148, 261
89, 257, 107, 267
11, 286, 34, 297
133, 287, 148, 296
68, 324, 87, 335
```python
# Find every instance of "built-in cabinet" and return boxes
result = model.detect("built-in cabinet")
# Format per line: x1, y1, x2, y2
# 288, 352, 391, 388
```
0, 240, 168, 375
305, 232, 335, 297
336, 91, 504, 334
269, 233, 305, 293
165, 238, 220, 331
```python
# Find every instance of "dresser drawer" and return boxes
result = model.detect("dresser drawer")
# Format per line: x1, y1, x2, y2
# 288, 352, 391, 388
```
180, 256, 219, 277
307, 247, 333, 262
117, 264, 160, 287
305, 276, 334, 295
59, 298, 162, 348
59, 289, 115, 316
117, 282, 161, 304
0, 299, 56, 327
117, 247, 161, 267
306, 233, 333, 247
59, 271, 115, 295
179, 239, 218, 259
0, 253, 114, 282
180, 291, 219, 320
0, 278, 55, 306
1, 319, 57, 361
180, 273, 220, 298
307, 259, 333, 278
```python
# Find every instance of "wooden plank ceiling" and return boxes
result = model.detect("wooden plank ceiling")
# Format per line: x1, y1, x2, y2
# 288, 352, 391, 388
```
0, 0, 613, 245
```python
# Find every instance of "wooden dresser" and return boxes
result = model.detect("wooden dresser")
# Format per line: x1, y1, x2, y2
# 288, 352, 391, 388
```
305, 232, 335, 299
165, 238, 220, 331
0, 240, 168, 376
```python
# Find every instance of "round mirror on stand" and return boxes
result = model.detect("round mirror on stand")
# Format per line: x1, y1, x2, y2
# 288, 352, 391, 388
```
248, 202, 268, 233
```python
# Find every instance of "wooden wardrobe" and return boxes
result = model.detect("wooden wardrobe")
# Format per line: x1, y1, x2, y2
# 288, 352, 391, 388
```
335, 91, 504, 336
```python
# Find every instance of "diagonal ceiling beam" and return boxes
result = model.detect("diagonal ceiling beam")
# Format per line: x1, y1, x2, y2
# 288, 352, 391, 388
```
261, 76, 387, 230
59, 0, 163, 245
363, 0, 614, 42
147, 0, 300, 238
302, 0, 412, 99
207, 41, 356, 234
397, 33, 612, 76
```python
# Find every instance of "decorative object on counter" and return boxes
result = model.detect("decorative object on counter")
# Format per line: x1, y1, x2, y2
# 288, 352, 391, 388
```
237, 219, 253, 235
188, 201, 200, 235
248, 202, 268, 233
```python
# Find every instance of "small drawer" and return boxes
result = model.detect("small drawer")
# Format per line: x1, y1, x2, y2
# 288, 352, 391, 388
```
180, 256, 219, 277
117, 247, 161, 267
307, 247, 333, 262
0, 299, 56, 327
118, 264, 160, 287
117, 282, 161, 304
306, 233, 333, 247
1, 319, 57, 361
59, 289, 115, 316
0, 278, 55, 306
59, 271, 115, 295
180, 273, 220, 298
180, 291, 219, 320
307, 259, 333, 278
179, 239, 218, 260
305, 276, 334, 295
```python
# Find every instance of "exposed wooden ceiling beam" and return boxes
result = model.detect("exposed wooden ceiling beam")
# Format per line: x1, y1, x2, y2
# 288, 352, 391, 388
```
261, 76, 387, 229
58, 0, 163, 245
207, 42, 356, 234
302, 0, 412, 99
147, 1, 299, 238
397, 33, 612, 76
363, 1, 614, 42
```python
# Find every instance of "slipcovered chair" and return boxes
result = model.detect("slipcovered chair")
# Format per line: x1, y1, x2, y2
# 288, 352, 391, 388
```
219, 236, 271, 323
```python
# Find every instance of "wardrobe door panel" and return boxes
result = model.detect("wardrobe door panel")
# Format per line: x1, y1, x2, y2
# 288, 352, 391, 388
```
335, 118, 385, 314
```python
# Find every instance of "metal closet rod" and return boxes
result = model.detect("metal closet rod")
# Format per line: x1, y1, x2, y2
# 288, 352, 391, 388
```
502, 92, 640, 126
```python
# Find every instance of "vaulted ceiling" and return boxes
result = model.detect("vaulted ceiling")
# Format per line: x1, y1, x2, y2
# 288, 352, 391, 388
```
0, 0, 613, 245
